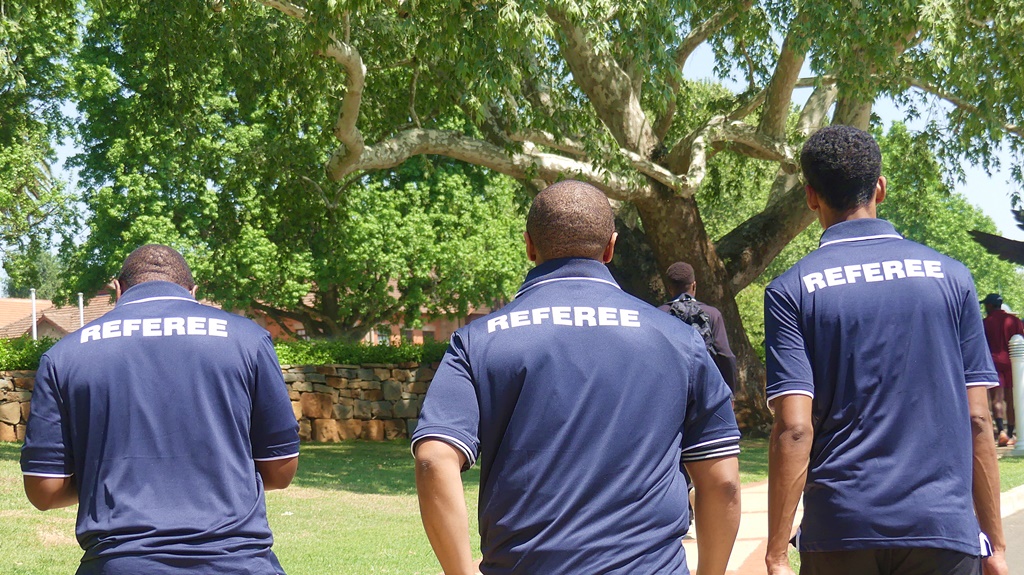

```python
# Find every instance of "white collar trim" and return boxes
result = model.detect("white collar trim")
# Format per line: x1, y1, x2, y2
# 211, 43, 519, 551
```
819, 233, 903, 248
121, 296, 199, 306
515, 276, 620, 299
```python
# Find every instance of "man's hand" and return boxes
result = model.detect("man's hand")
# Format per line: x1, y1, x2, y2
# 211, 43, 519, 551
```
983, 550, 1009, 575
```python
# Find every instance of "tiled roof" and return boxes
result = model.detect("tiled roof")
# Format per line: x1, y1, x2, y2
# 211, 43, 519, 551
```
0, 291, 224, 340
0, 298, 53, 328
0, 293, 115, 339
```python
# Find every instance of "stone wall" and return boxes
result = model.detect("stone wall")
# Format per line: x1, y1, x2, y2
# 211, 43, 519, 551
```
282, 363, 434, 442
0, 371, 33, 442
0, 363, 436, 442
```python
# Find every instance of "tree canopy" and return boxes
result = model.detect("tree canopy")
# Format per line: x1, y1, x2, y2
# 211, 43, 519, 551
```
34, 0, 1024, 419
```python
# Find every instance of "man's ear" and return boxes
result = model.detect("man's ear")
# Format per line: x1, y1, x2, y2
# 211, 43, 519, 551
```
874, 176, 886, 205
524, 231, 539, 263
805, 185, 821, 212
113, 279, 122, 301
600, 232, 618, 264
190, 285, 198, 298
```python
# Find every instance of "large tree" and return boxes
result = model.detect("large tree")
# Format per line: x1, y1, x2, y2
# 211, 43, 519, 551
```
69, 1, 1024, 421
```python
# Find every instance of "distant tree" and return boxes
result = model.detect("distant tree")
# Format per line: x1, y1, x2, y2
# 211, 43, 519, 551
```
64, 151, 529, 340
0, 0, 76, 250
3, 245, 64, 299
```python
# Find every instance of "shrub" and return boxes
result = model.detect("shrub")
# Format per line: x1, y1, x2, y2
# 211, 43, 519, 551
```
273, 339, 449, 366
0, 336, 58, 370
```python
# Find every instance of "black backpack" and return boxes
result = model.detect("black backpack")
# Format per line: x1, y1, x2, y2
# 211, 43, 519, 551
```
666, 294, 717, 356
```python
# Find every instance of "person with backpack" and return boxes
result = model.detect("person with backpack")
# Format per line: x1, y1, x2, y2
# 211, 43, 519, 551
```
659, 261, 738, 392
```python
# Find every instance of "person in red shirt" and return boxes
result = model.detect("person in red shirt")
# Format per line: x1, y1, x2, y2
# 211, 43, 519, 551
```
981, 293, 1023, 446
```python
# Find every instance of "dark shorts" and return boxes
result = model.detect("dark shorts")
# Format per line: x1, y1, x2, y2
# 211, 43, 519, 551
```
799, 548, 981, 575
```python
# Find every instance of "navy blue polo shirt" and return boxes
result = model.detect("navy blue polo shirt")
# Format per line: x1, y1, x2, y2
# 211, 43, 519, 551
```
22, 281, 299, 574
765, 219, 997, 556
413, 258, 739, 575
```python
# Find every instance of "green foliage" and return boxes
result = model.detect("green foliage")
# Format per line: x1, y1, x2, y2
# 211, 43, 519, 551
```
273, 339, 449, 366
0, 0, 77, 251
3, 246, 64, 299
0, 336, 57, 370
63, 0, 530, 337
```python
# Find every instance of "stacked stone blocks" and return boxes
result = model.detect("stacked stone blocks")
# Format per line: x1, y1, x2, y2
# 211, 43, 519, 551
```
0, 363, 436, 443
0, 371, 34, 442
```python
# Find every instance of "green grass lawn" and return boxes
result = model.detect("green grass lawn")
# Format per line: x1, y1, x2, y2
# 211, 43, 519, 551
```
0, 439, 1021, 574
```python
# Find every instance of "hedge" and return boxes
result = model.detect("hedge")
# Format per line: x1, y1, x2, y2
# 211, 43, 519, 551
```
0, 336, 449, 371
273, 339, 450, 365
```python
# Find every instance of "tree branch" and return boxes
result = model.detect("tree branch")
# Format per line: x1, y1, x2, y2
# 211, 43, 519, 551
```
255, 0, 368, 180
715, 83, 837, 291
757, 11, 809, 139
663, 114, 800, 189
545, 5, 654, 156
342, 128, 653, 201
907, 78, 1024, 139
654, 0, 754, 141
509, 131, 694, 192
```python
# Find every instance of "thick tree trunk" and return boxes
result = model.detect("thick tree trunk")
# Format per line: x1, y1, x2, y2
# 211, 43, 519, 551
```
607, 212, 666, 305
633, 186, 771, 432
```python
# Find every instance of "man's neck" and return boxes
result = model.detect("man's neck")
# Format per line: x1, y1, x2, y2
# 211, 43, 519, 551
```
820, 207, 877, 230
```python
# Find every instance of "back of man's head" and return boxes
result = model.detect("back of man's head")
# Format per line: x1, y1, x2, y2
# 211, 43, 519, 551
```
666, 262, 695, 296
118, 244, 196, 291
800, 125, 882, 212
526, 180, 615, 262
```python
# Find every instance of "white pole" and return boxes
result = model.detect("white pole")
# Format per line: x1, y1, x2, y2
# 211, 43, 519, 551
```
30, 288, 38, 341
78, 292, 84, 328
1008, 334, 1024, 456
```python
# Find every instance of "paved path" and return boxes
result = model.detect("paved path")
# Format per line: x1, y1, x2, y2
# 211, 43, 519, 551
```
685, 462, 1024, 574
1005, 509, 1024, 573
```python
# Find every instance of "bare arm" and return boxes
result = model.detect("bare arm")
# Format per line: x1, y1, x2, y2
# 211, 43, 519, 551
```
415, 439, 478, 575
766, 394, 813, 575
256, 456, 298, 491
968, 386, 1009, 575
24, 475, 77, 511
684, 455, 741, 575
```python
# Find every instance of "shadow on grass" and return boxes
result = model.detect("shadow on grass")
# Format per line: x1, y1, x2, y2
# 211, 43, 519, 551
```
292, 440, 480, 496
0, 442, 20, 464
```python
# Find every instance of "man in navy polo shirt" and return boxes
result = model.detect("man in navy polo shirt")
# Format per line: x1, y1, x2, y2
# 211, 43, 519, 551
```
764, 126, 1007, 575
21, 244, 300, 574
413, 180, 741, 575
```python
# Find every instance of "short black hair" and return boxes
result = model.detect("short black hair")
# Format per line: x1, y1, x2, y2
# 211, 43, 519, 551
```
118, 244, 195, 291
666, 262, 695, 295
526, 180, 614, 261
800, 125, 882, 211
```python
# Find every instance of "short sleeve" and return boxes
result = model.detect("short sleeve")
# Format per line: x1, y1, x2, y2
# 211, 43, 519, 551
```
959, 284, 999, 388
250, 334, 300, 461
680, 345, 740, 463
411, 332, 480, 471
21, 354, 75, 477
765, 284, 815, 404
